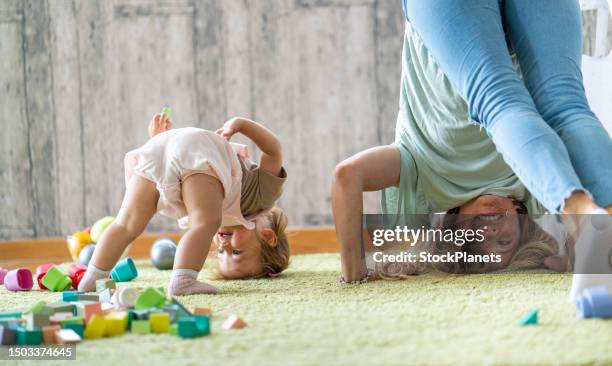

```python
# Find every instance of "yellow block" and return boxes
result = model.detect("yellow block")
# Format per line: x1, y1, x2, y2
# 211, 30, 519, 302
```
84, 315, 105, 339
104, 312, 128, 337
149, 312, 170, 333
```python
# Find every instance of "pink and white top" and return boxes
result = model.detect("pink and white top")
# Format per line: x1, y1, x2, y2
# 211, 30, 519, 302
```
124, 127, 254, 230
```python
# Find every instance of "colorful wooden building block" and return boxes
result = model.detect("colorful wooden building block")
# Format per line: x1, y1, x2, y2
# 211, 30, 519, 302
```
62, 291, 85, 302
194, 315, 210, 335
83, 315, 105, 339
222, 314, 247, 329
0, 311, 22, 319
193, 307, 213, 316
42, 325, 61, 344
50, 312, 74, 325
55, 328, 81, 344
172, 298, 192, 319
161, 305, 179, 323
24, 300, 48, 315
78, 294, 100, 302
150, 312, 170, 333
43, 302, 75, 314
135, 287, 167, 309
75, 302, 102, 324
131, 320, 151, 335
0, 326, 17, 345
169, 323, 178, 336
41, 267, 72, 292
60, 316, 84, 327
25, 312, 50, 330
4, 268, 34, 291
63, 323, 84, 338
177, 318, 198, 338
104, 312, 128, 336
99, 288, 113, 303
96, 279, 116, 292
16, 327, 43, 345
518, 308, 538, 326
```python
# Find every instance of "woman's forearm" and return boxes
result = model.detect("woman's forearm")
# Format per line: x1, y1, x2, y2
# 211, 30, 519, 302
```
332, 163, 368, 282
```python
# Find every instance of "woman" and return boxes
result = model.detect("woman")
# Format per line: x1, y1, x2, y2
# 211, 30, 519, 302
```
332, 0, 612, 283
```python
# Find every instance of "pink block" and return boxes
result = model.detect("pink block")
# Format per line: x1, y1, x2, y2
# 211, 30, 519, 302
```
35, 263, 55, 276
4, 268, 34, 291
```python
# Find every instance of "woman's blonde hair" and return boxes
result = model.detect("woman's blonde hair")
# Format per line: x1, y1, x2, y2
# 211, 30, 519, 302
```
430, 213, 558, 274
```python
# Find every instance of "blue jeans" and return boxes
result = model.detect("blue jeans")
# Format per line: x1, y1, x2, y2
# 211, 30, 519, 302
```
402, 0, 612, 212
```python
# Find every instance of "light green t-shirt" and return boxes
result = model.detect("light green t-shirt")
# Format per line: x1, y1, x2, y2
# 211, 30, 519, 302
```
382, 22, 545, 215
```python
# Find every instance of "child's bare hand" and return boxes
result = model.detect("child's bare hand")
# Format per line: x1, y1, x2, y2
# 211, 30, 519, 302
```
148, 113, 172, 138
215, 117, 244, 141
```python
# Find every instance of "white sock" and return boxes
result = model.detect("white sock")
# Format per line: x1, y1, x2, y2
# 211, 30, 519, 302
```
77, 264, 111, 292
167, 268, 218, 296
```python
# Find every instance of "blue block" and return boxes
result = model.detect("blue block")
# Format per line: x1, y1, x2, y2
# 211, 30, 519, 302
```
62, 291, 85, 302
517, 308, 538, 326
16, 327, 42, 345
576, 286, 612, 319
193, 315, 210, 335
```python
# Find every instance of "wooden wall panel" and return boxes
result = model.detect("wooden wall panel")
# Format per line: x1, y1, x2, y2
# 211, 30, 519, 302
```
2, 0, 607, 240
0, 0, 34, 239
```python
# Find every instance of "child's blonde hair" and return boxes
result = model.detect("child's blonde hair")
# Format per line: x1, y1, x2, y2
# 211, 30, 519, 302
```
212, 206, 290, 279
256, 206, 290, 276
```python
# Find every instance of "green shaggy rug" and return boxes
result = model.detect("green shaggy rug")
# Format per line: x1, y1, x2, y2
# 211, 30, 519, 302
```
1, 254, 611, 366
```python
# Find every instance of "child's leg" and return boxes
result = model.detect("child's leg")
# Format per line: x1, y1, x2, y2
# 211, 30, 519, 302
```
168, 173, 223, 296
78, 176, 159, 291
332, 145, 401, 282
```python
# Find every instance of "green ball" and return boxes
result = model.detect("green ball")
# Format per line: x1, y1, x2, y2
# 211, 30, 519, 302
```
91, 216, 115, 242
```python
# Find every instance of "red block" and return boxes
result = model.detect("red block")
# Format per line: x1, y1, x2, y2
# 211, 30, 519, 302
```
37, 272, 48, 290
68, 263, 87, 278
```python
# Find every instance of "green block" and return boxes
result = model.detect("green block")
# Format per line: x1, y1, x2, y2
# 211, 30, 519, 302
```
42, 302, 75, 314
0, 311, 22, 319
62, 291, 85, 302
161, 107, 171, 118
96, 279, 116, 292
63, 323, 84, 337
60, 316, 84, 326
194, 315, 210, 335
169, 323, 178, 336
24, 300, 47, 315
16, 327, 42, 345
177, 318, 198, 338
131, 320, 150, 335
518, 308, 538, 326
42, 267, 72, 292
135, 288, 167, 309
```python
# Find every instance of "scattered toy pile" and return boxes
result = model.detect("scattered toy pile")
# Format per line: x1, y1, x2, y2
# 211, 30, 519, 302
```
0, 258, 247, 346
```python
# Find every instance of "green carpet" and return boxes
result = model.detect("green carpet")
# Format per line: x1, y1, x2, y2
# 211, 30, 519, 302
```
2, 254, 612, 366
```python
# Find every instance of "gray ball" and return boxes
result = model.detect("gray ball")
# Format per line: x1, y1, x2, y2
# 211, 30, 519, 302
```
79, 244, 96, 266
151, 238, 177, 270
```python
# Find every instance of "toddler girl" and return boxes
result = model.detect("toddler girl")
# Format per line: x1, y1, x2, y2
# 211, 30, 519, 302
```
78, 114, 289, 296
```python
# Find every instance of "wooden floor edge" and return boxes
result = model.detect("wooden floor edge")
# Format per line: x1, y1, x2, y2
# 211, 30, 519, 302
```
0, 227, 338, 270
